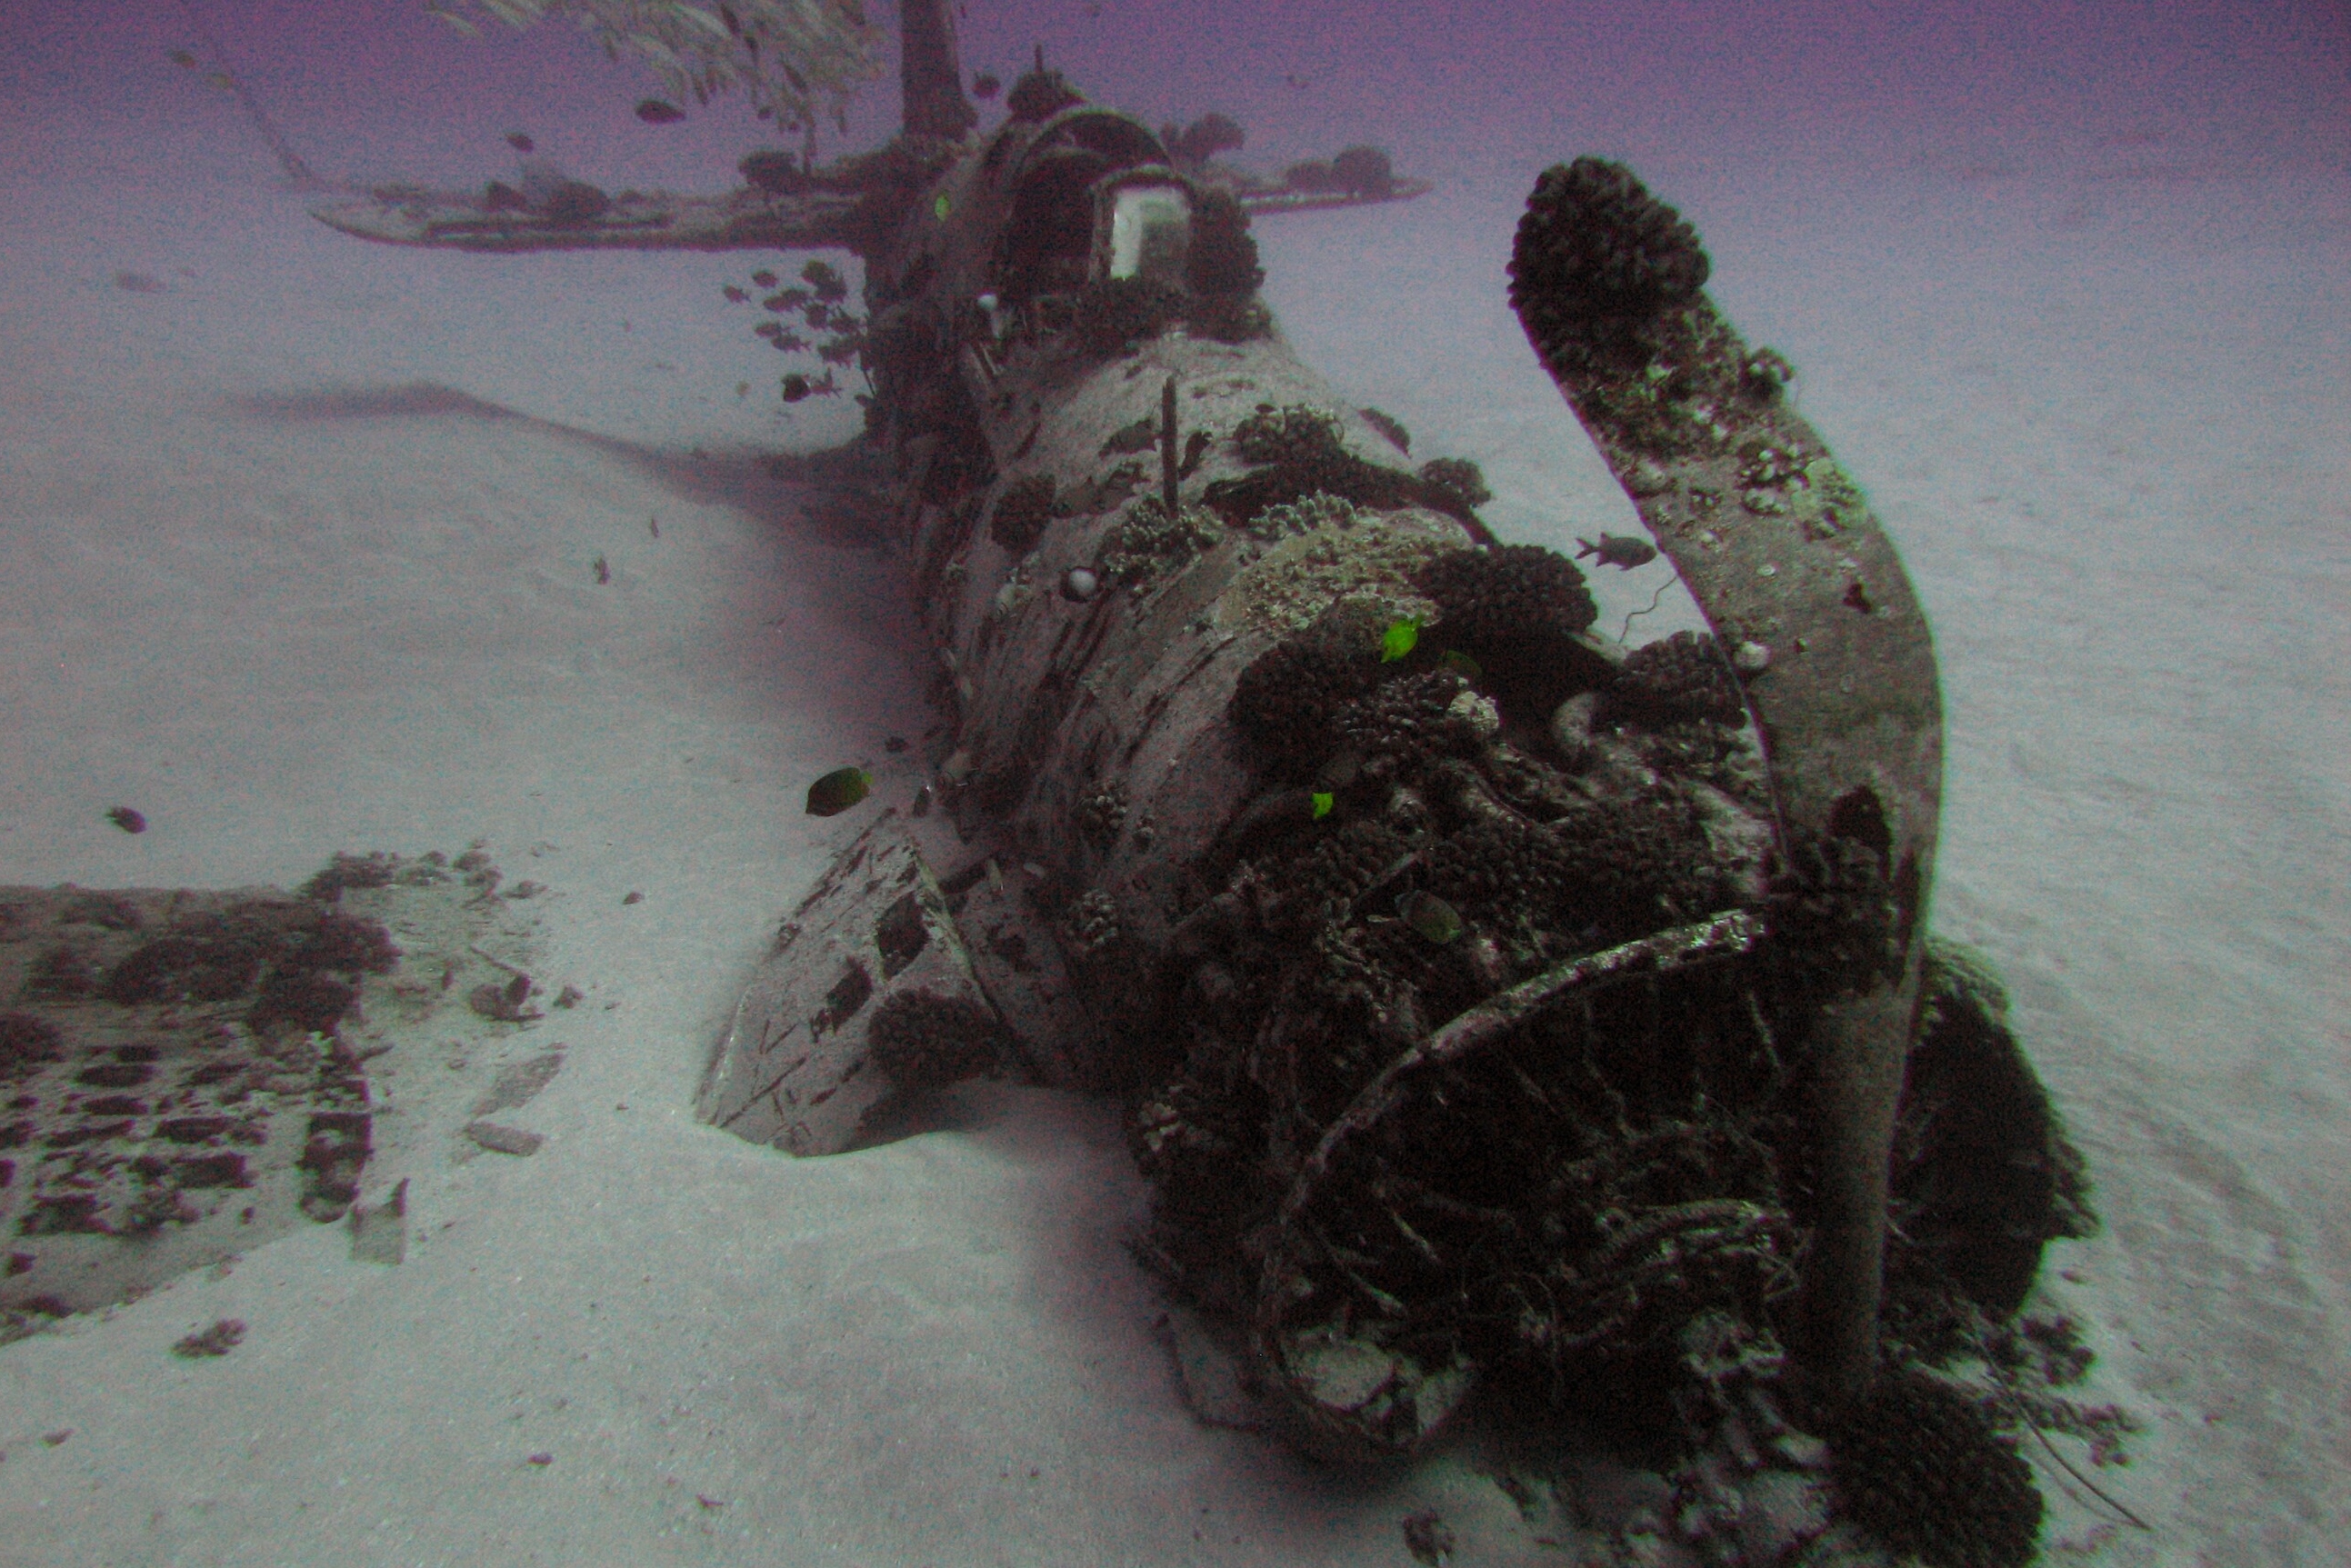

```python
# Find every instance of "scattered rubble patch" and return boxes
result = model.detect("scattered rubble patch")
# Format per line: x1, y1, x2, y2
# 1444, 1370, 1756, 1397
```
2, 846, 566, 1338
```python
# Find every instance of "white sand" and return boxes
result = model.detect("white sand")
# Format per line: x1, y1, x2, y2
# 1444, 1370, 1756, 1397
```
2, 11, 2346, 1564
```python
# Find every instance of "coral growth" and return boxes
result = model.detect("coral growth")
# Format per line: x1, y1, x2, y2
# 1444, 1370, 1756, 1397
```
1507, 155, 1711, 360
989, 473, 1059, 554
1606, 630, 1746, 727
1095, 495, 1223, 589
1232, 404, 1346, 467
866, 990, 1004, 1092
1076, 276, 1187, 357
1242, 490, 1356, 541
1413, 544, 1602, 716
1226, 600, 1390, 772
1881, 940, 2099, 1339
1414, 456, 1491, 511
1416, 543, 1596, 645
1329, 146, 1394, 198
1279, 146, 1393, 198
1163, 112, 1245, 169
1206, 403, 1446, 527
1828, 1372, 2044, 1568
1183, 186, 1266, 298
1328, 669, 1494, 765
1503, 160, 1776, 462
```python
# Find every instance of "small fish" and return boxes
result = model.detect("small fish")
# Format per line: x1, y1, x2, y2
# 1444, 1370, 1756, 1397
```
1576, 533, 1658, 571
805, 765, 871, 817
1100, 415, 1157, 455
769, 331, 807, 352
1380, 616, 1420, 663
1436, 647, 1482, 679
750, 270, 778, 288
166, 48, 197, 68
801, 260, 847, 301
505, 131, 535, 154
1310, 791, 1334, 820
635, 98, 685, 125
106, 805, 147, 834
780, 374, 813, 403
722, 285, 749, 304
972, 72, 1001, 100
1398, 890, 1464, 944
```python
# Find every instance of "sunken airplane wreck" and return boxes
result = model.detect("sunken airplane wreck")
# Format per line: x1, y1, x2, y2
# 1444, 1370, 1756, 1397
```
315, 7, 2115, 1562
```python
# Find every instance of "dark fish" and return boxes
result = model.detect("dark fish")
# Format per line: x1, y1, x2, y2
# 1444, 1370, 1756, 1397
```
751, 269, 778, 288
1576, 533, 1659, 571
780, 374, 813, 403
770, 331, 806, 352
972, 72, 1001, 100
800, 259, 847, 301
805, 765, 871, 816
802, 302, 830, 330
106, 805, 147, 834
635, 98, 685, 125
723, 285, 749, 303
816, 337, 860, 365
167, 49, 197, 68
112, 272, 165, 294
505, 131, 535, 153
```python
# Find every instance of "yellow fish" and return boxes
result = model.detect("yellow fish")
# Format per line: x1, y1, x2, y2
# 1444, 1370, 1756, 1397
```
1398, 891, 1464, 944
805, 766, 871, 817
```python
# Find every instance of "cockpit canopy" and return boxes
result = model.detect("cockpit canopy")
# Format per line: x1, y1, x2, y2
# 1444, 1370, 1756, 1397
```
994, 109, 1190, 305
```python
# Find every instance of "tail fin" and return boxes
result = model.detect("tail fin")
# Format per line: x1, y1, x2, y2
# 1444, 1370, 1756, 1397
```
899, 0, 975, 140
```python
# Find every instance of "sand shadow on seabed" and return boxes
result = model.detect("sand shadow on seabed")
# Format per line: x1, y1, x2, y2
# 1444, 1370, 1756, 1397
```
228, 380, 894, 549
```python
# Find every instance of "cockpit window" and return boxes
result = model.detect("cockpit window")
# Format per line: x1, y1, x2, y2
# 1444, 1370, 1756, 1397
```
995, 111, 1173, 305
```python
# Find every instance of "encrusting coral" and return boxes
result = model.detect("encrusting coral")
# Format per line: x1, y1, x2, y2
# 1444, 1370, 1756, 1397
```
1507, 155, 1711, 358
1413, 543, 1604, 716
